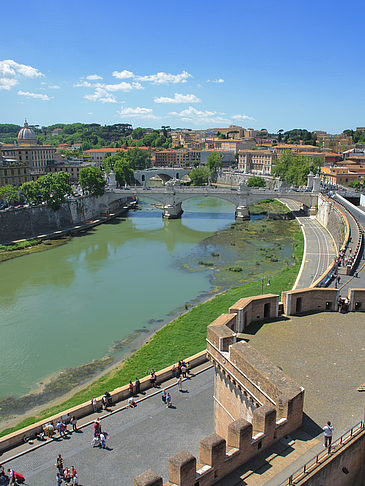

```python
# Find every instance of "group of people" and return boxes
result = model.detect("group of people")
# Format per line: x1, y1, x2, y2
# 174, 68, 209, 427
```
56, 454, 78, 485
172, 360, 190, 379
43, 415, 78, 439
91, 418, 107, 449
0, 466, 25, 485
337, 295, 350, 312
336, 248, 355, 274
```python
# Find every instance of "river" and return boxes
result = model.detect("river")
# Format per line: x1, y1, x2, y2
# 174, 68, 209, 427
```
0, 197, 238, 401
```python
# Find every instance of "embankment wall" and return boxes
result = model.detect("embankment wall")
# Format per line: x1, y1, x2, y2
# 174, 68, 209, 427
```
316, 195, 346, 251
0, 193, 128, 243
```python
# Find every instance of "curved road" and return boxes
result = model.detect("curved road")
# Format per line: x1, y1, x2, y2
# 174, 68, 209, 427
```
279, 199, 337, 289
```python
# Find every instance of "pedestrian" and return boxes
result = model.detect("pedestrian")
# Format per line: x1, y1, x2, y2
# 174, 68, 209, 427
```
92, 435, 100, 447
135, 377, 140, 395
177, 376, 183, 392
150, 369, 157, 388
101, 394, 107, 410
338, 296, 342, 312
56, 454, 64, 476
323, 421, 334, 449
56, 472, 63, 486
7, 469, 15, 486
91, 397, 97, 412
181, 363, 187, 378
161, 389, 167, 405
105, 391, 112, 408
94, 419, 101, 437
56, 420, 66, 438
186, 362, 191, 375
100, 432, 106, 449
70, 416, 77, 432
63, 467, 71, 482
129, 380, 134, 396
166, 392, 172, 408
70, 466, 78, 485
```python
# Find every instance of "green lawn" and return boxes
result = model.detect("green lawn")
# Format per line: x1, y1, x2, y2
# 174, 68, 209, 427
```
0, 227, 303, 438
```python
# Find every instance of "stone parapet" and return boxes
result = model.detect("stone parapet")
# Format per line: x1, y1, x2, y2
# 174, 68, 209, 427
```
281, 287, 339, 315
229, 294, 279, 332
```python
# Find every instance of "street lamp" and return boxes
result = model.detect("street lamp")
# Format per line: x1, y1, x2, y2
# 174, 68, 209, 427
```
261, 277, 271, 295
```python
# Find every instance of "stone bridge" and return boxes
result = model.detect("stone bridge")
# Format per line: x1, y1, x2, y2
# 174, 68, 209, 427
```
107, 182, 320, 219
133, 167, 192, 186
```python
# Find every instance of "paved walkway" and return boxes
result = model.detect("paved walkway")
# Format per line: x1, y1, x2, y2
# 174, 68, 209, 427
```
1, 365, 214, 485
279, 199, 336, 288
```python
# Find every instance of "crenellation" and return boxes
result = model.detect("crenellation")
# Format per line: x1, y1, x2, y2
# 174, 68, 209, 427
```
168, 450, 196, 486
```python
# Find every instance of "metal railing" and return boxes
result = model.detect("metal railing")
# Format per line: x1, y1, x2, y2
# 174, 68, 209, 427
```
280, 420, 364, 485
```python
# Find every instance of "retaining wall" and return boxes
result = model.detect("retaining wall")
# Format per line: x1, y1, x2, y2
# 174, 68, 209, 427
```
316, 195, 346, 251
0, 193, 128, 243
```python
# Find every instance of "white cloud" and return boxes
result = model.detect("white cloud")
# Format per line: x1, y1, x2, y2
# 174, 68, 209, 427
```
88, 112, 93, 115
112, 70, 134, 79
102, 81, 143, 92
137, 70, 192, 84
117, 106, 158, 119
74, 80, 93, 88
232, 114, 255, 121
17, 90, 51, 101
48, 84, 60, 89
84, 88, 117, 103
169, 106, 230, 125
154, 93, 201, 104
207, 78, 225, 83
86, 74, 103, 80
0, 59, 44, 90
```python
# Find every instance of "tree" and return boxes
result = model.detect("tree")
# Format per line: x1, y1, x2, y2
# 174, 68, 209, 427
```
247, 176, 266, 188
19, 180, 40, 205
206, 152, 223, 173
348, 180, 362, 190
189, 166, 210, 186
79, 166, 105, 196
0, 184, 19, 204
272, 151, 322, 186
37, 172, 72, 210
124, 148, 151, 170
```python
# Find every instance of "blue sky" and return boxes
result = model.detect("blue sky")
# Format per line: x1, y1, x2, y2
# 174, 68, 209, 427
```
1, 0, 365, 132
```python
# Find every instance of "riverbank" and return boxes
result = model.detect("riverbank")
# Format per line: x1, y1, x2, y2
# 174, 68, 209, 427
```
0, 237, 71, 263
0, 211, 303, 438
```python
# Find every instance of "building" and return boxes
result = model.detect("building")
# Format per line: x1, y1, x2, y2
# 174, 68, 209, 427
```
204, 138, 255, 152
153, 150, 177, 167
0, 146, 30, 187
200, 150, 236, 168
273, 143, 321, 154
47, 159, 94, 183
316, 133, 354, 153
320, 165, 364, 185
1, 121, 56, 176
238, 149, 277, 174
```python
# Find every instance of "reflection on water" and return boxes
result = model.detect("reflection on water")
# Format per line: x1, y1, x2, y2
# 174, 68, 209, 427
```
0, 198, 235, 398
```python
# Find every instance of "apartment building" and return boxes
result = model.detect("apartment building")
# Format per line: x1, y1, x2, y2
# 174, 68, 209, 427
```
47, 159, 94, 183
201, 150, 236, 168
320, 166, 364, 185
204, 138, 255, 152
238, 149, 277, 174
84, 147, 150, 164
316, 133, 354, 153
273, 144, 321, 154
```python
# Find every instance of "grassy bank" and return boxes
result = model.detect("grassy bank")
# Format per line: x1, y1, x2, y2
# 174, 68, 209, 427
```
0, 237, 70, 263
0, 225, 303, 438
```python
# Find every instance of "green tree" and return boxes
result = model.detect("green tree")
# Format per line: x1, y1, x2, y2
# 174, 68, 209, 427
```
124, 148, 151, 170
19, 180, 40, 205
0, 184, 19, 204
247, 176, 266, 188
37, 172, 72, 210
114, 159, 134, 187
189, 166, 210, 186
79, 166, 105, 196
272, 151, 322, 186
348, 180, 362, 190
206, 152, 223, 173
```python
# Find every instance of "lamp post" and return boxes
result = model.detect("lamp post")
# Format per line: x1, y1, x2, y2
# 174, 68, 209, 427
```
261, 277, 271, 295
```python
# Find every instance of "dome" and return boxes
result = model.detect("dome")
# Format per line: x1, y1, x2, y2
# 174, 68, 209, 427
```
18, 120, 37, 145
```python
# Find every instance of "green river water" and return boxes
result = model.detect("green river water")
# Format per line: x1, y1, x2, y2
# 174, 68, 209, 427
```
0, 197, 296, 413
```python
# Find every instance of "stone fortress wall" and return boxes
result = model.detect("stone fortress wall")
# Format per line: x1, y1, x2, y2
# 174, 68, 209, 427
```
0, 193, 129, 243
134, 287, 365, 486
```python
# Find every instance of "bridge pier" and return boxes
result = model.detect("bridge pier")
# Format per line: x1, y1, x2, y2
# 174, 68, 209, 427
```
163, 203, 183, 219
235, 205, 250, 221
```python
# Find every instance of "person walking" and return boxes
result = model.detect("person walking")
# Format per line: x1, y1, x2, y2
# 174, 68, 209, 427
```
323, 421, 334, 449
70, 466, 78, 485
177, 376, 183, 392
94, 419, 101, 437
181, 363, 187, 378
56, 454, 64, 477
56, 472, 63, 486
166, 392, 172, 408
56, 420, 66, 438
135, 377, 140, 395
100, 432, 106, 449
70, 416, 77, 432
129, 381, 134, 396
161, 389, 167, 405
